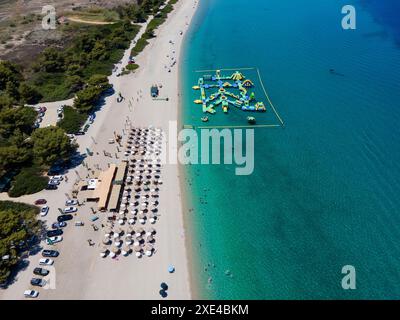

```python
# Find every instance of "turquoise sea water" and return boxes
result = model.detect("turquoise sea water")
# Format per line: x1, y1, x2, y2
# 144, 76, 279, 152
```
180, 0, 400, 299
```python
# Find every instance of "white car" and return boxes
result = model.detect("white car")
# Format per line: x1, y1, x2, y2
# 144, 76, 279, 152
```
47, 236, 63, 244
39, 258, 54, 266
64, 206, 77, 213
40, 206, 49, 217
51, 175, 63, 181
65, 199, 78, 206
24, 290, 39, 298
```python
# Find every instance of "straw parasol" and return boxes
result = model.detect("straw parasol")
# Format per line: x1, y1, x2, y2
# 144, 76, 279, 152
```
112, 247, 120, 254
102, 237, 111, 245
146, 235, 154, 243
133, 240, 140, 247
145, 244, 153, 256
100, 246, 109, 253
127, 227, 135, 235
138, 213, 146, 220
104, 227, 113, 235
122, 245, 131, 255
137, 227, 144, 235
115, 227, 122, 234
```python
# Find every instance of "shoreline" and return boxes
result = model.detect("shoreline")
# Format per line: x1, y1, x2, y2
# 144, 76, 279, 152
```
177, 17, 203, 299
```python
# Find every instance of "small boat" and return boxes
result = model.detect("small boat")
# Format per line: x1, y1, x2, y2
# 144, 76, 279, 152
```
247, 116, 256, 124
201, 116, 209, 122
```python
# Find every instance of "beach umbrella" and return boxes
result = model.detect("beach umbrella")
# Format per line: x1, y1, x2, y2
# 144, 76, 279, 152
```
149, 218, 156, 224
104, 227, 113, 235
100, 246, 109, 253
136, 227, 144, 235
107, 212, 115, 219
146, 228, 156, 236
127, 227, 135, 235
168, 265, 175, 273
146, 235, 154, 243
128, 218, 135, 225
138, 213, 146, 220
145, 244, 153, 257
115, 227, 122, 234
118, 218, 125, 225
102, 237, 111, 245
125, 238, 133, 245
122, 245, 131, 256
133, 241, 140, 247
112, 247, 120, 255
160, 282, 168, 290
134, 246, 142, 253
149, 212, 157, 218
114, 240, 122, 247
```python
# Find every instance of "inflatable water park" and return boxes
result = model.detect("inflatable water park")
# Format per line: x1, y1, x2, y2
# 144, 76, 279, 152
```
192, 69, 267, 116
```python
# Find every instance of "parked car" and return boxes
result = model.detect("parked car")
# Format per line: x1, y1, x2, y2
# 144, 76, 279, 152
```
45, 184, 58, 190
51, 175, 63, 181
42, 249, 59, 258
57, 214, 73, 222
34, 199, 47, 205
46, 229, 63, 238
31, 278, 47, 287
39, 258, 54, 266
24, 290, 39, 298
75, 221, 84, 226
52, 221, 67, 229
33, 267, 49, 276
46, 236, 63, 244
75, 131, 85, 136
65, 199, 78, 206
64, 206, 77, 213
40, 206, 49, 217
48, 179, 60, 186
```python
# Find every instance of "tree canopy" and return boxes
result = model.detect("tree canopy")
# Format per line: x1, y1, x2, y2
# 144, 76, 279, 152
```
31, 126, 77, 166
0, 201, 41, 284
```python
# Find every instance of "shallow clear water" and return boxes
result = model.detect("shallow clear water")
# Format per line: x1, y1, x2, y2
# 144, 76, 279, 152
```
180, 0, 400, 299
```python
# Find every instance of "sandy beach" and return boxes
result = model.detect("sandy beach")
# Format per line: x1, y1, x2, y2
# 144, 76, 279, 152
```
0, 0, 198, 300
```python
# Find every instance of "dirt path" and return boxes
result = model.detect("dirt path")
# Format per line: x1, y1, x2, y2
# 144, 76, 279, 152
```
67, 16, 117, 25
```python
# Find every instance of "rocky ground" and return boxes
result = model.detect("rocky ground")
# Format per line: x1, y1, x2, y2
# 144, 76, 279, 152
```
0, 0, 134, 64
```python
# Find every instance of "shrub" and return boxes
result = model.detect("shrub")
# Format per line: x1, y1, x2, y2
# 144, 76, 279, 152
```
58, 106, 87, 134
8, 167, 49, 197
